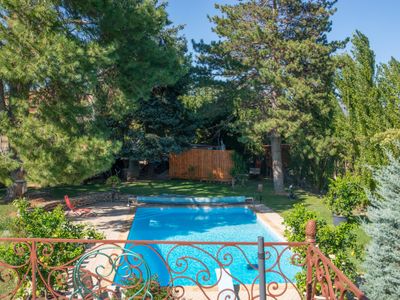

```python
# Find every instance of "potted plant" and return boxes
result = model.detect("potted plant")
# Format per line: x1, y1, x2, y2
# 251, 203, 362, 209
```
325, 174, 368, 224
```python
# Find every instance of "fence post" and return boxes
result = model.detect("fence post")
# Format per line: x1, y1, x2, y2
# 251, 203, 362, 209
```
31, 241, 37, 300
258, 236, 266, 300
305, 220, 317, 300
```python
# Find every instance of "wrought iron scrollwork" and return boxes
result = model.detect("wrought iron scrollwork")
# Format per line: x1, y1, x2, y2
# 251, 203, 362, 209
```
306, 245, 368, 300
71, 246, 152, 300
0, 238, 367, 300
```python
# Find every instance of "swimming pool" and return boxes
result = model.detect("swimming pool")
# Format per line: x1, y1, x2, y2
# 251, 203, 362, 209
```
136, 195, 246, 204
115, 207, 300, 286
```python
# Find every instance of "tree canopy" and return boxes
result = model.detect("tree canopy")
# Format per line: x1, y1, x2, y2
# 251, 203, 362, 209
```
192, 0, 342, 192
334, 31, 400, 185
116, 77, 198, 164
0, 0, 185, 198
362, 151, 400, 299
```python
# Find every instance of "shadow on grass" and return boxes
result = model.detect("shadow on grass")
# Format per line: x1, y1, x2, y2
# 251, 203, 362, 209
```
24, 180, 330, 217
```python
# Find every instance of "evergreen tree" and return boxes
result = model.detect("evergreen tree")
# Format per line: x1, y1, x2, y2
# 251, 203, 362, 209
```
195, 0, 342, 193
114, 77, 198, 174
334, 31, 400, 184
362, 152, 400, 299
181, 69, 242, 150
0, 0, 184, 199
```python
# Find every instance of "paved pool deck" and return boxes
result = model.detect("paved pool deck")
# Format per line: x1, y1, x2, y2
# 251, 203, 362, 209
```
70, 201, 135, 240
253, 204, 286, 240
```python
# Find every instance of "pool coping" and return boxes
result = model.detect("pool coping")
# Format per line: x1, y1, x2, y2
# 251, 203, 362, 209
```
251, 204, 286, 241
125, 202, 287, 242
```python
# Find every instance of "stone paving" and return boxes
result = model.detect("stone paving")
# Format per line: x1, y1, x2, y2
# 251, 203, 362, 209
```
70, 200, 134, 240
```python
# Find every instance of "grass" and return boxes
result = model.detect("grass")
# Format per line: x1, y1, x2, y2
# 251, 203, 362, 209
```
0, 179, 369, 278
24, 179, 336, 221
42, 179, 334, 219
2, 178, 369, 248
0, 201, 16, 237
41, 179, 370, 251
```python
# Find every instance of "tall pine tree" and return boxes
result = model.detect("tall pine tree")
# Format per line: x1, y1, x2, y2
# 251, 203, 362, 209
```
0, 0, 184, 200
362, 152, 400, 299
112, 76, 198, 176
195, 0, 341, 193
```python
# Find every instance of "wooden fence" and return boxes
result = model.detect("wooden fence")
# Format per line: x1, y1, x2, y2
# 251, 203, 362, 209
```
169, 149, 233, 182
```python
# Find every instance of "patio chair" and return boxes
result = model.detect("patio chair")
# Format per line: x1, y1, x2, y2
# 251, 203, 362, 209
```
215, 268, 237, 299
64, 195, 96, 217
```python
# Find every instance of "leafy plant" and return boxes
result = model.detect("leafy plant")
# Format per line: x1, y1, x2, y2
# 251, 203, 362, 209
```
230, 152, 247, 177
123, 275, 170, 300
334, 32, 400, 187
0, 199, 103, 297
230, 152, 248, 186
284, 204, 361, 293
325, 174, 368, 218
106, 175, 122, 188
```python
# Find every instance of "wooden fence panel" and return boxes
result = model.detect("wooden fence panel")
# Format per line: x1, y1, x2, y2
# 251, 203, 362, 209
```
169, 149, 233, 182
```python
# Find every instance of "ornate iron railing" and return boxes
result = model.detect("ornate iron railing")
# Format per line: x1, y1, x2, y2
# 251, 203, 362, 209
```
0, 236, 366, 300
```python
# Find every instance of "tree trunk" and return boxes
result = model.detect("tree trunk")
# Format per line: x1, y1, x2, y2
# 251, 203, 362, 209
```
4, 167, 27, 202
0, 80, 6, 111
270, 133, 285, 194
2, 82, 30, 202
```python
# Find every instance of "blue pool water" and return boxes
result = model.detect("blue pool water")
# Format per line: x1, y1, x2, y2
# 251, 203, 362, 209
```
115, 207, 300, 286
136, 195, 246, 204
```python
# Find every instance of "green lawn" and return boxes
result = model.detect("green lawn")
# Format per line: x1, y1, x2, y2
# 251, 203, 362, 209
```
19, 179, 336, 222
2, 179, 369, 246
44, 179, 333, 219
0, 201, 15, 237
0, 179, 369, 273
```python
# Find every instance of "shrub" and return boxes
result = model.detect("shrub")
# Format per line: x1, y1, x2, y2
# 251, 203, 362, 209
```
123, 275, 170, 300
230, 152, 247, 176
325, 174, 368, 218
284, 204, 361, 293
362, 153, 400, 299
0, 199, 103, 297
106, 175, 122, 187
230, 152, 248, 185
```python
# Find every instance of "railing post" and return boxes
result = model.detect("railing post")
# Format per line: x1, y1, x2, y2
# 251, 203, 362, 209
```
31, 241, 37, 300
305, 220, 317, 300
258, 236, 266, 300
